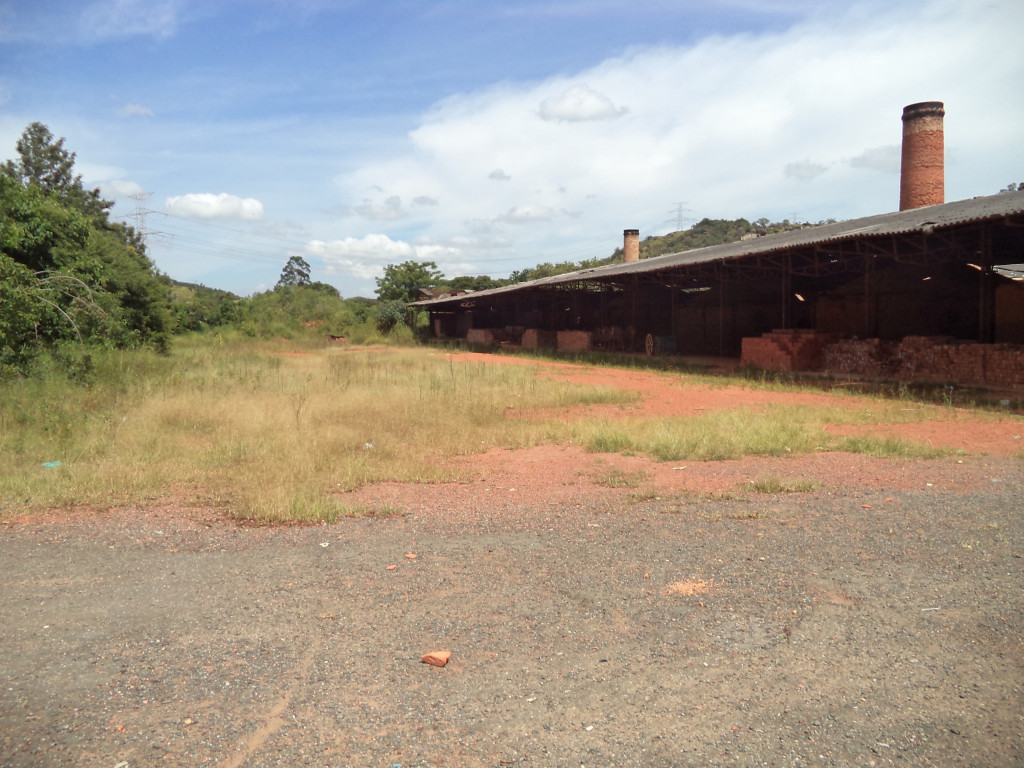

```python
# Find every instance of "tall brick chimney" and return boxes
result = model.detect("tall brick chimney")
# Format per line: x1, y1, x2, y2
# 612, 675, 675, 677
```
623, 229, 640, 263
899, 101, 944, 211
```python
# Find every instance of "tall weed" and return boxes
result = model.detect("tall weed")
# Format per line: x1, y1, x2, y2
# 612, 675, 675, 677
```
0, 339, 979, 522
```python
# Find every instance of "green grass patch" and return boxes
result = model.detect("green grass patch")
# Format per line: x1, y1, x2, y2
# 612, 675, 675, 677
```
745, 476, 820, 493
628, 486, 664, 504
836, 434, 949, 459
572, 407, 825, 461
570, 401, 959, 463
591, 467, 648, 488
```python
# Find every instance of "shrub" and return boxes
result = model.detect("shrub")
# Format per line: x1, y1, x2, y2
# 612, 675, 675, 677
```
374, 300, 407, 334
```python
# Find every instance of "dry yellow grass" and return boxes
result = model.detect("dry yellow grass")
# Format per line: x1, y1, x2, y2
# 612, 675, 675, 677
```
2, 336, 996, 523
0, 339, 635, 522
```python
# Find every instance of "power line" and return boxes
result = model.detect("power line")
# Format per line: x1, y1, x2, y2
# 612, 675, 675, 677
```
667, 201, 695, 231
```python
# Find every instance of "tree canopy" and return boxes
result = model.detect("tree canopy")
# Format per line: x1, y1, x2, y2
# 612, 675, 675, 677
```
276, 255, 312, 288
1, 122, 172, 375
2, 122, 112, 220
374, 260, 444, 303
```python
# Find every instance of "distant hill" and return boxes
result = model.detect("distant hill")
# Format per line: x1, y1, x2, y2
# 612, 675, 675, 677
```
507, 217, 837, 284
609, 217, 837, 262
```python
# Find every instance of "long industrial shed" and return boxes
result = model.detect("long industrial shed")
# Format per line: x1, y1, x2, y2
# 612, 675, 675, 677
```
411, 105, 1024, 390
414, 190, 1024, 349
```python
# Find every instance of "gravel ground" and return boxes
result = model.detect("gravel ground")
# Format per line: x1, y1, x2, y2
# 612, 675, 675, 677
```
2, 455, 1022, 768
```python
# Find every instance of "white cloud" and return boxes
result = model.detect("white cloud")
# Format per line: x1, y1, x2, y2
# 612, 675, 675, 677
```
99, 179, 144, 198
538, 84, 627, 122
309, 233, 463, 281
78, 163, 144, 200
165, 192, 264, 220
849, 145, 900, 173
354, 195, 406, 221
118, 103, 154, 118
784, 160, 829, 182
498, 205, 556, 224
328, 0, 1023, 281
79, 0, 178, 41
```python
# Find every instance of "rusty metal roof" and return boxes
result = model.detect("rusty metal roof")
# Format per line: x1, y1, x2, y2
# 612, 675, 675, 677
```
410, 190, 1024, 306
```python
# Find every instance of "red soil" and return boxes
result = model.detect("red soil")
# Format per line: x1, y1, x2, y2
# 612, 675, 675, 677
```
338, 352, 1023, 515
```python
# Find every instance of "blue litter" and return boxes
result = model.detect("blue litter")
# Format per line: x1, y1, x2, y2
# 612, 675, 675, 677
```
41, 461, 61, 468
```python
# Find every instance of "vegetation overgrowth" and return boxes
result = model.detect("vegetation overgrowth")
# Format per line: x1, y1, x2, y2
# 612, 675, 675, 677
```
0, 338, 635, 522
0, 121, 851, 385
3, 339, 1001, 524
4, 124, 1016, 523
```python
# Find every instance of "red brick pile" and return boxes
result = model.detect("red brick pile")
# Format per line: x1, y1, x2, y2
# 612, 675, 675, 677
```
522, 329, 557, 349
822, 339, 896, 378
466, 329, 496, 345
557, 331, 592, 352
740, 329, 838, 372
892, 337, 1024, 387
821, 336, 1023, 388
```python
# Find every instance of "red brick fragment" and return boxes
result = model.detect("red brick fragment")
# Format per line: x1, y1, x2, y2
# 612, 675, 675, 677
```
421, 650, 451, 667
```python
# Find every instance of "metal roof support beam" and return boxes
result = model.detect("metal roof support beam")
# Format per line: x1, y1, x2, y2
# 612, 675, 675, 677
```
979, 225, 995, 343
632, 275, 638, 330
780, 253, 791, 329
718, 262, 726, 356
861, 241, 874, 338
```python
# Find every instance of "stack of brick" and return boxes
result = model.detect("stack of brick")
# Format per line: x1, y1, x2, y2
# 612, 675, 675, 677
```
819, 336, 1024, 388
892, 336, 954, 379
521, 329, 557, 349
894, 337, 1024, 387
741, 329, 838, 372
466, 328, 496, 345
557, 330, 592, 352
822, 339, 893, 378
985, 346, 1024, 389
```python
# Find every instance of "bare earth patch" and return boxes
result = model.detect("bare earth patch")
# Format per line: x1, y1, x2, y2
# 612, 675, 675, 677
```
339, 352, 1023, 517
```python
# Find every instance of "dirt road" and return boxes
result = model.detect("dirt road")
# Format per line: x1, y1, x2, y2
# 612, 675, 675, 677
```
2, 457, 1022, 767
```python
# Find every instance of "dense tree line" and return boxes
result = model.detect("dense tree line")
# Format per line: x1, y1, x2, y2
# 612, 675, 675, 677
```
1, 123, 173, 377
0, 125, 386, 375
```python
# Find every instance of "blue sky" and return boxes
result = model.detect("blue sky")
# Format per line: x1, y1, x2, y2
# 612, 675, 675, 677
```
2, 0, 1022, 297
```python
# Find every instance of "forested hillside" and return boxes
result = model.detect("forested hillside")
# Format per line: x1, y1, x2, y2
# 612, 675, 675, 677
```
505, 216, 836, 284
607, 217, 837, 263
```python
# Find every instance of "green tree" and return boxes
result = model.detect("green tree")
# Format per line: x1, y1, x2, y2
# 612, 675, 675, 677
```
1, 123, 173, 373
375, 260, 443, 303
276, 255, 312, 288
2, 122, 111, 220
374, 299, 408, 334
446, 274, 507, 292
86, 226, 173, 349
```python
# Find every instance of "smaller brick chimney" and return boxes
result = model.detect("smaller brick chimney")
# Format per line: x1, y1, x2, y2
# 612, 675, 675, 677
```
623, 229, 640, 263
899, 101, 944, 211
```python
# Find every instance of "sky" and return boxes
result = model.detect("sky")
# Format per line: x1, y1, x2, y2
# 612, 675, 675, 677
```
2, 0, 1022, 298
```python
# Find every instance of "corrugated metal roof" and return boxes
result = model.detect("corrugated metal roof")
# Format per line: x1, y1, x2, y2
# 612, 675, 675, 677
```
411, 190, 1024, 306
